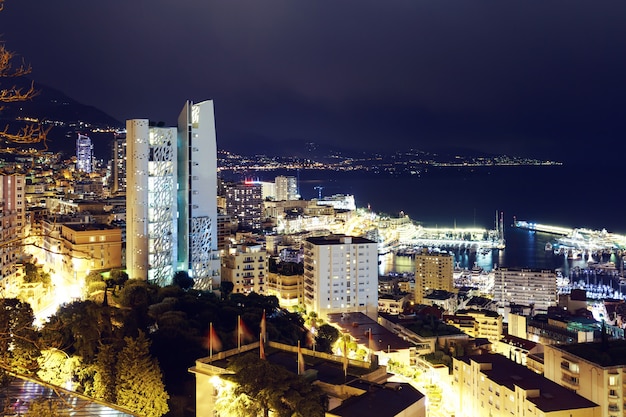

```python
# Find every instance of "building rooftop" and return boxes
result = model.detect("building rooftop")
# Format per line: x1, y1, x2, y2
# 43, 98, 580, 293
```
328, 380, 424, 417
197, 343, 377, 386
328, 312, 413, 352
499, 333, 537, 351
306, 235, 374, 246
558, 340, 626, 367
424, 290, 455, 301
457, 308, 500, 318
461, 353, 597, 412
63, 223, 118, 232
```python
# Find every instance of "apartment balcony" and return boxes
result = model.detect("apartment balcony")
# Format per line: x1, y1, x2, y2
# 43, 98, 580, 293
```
560, 375, 579, 390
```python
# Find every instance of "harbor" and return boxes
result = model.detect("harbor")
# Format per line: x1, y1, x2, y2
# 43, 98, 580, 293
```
374, 211, 506, 256
513, 219, 626, 260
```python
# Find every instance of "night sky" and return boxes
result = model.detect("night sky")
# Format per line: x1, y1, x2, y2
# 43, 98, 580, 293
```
1, 1, 625, 161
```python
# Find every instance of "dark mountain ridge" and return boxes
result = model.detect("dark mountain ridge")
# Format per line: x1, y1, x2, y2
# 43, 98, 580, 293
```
0, 77, 122, 159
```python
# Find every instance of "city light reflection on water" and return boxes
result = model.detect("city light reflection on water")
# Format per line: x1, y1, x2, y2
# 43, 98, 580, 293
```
378, 227, 601, 277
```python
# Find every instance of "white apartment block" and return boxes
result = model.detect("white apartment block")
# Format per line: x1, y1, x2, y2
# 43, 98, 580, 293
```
493, 268, 557, 313
303, 235, 378, 320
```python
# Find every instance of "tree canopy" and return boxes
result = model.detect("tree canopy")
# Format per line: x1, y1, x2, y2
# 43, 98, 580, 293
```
315, 324, 340, 354
115, 332, 169, 417
221, 352, 326, 417
0, 298, 40, 380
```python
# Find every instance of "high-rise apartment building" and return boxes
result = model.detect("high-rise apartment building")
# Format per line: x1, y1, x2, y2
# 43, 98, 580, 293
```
414, 249, 454, 305
76, 134, 93, 173
493, 268, 557, 313
303, 235, 378, 320
110, 131, 126, 195
0, 174, 25, 289
275, 175, 298, 201
126, 121, 177, 286
223, 180, 262, 230
126, 100, 220, 290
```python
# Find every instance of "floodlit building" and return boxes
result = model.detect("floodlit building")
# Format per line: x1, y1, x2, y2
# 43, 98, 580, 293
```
126, 100, 220, 289
39, 220, 122, 298
453, 353, 599, 417
414, 249, 454, 305
190, 340, 425, 417
316, 194, 356, 211
303, 235, 378, 320
543, 341, 626, 417
76, 133, 93, 173
266, 263, 304, 308
493, 268, 557, 314
444, 309, 503, 342
0, 174, 26, 290
221, 244, 267, 295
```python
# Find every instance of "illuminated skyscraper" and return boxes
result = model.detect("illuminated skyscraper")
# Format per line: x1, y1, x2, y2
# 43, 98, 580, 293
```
177, 100, 220, 290
126, 100, 220, 290
76, 133, 93, 173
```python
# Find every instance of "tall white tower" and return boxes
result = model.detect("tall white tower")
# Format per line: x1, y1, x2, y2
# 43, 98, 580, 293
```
177, 100, 220, 290
126, 99, 220, 290
126, 121, 177, 286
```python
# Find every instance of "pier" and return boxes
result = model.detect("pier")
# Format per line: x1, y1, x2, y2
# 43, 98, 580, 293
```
513, 220, 571, 236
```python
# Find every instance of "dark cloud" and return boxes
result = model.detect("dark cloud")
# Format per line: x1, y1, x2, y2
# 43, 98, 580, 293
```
1, 1, 625, 161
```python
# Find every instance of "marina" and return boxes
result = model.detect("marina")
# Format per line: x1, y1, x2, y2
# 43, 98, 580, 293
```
374, 211, 506, 256
513, 220, 626, 260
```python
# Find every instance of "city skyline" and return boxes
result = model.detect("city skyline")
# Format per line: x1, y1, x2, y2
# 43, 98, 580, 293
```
1, 1, 625, 163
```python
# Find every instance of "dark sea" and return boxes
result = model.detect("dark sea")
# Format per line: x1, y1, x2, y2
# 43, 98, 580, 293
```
276, 164, 625, 275
294, 164, 626, 234
224, 163, 625, 274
